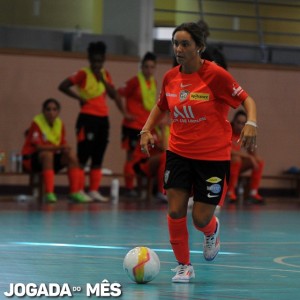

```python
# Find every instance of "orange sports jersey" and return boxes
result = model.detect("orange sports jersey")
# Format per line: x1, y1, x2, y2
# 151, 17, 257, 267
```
22, 122, 67, 157
118, 76, 157, 130
69, 68, 113, 117
157, 60, 248, 160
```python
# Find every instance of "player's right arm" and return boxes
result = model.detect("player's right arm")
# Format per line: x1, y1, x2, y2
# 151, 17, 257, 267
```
140, 104, 166, 157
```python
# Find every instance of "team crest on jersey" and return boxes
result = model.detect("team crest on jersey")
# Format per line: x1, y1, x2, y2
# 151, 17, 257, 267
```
164, 170, 170, 184
179, 90, 189, 102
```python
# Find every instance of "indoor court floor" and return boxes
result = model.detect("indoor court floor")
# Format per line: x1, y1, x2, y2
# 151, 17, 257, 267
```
0, 197, 299, 300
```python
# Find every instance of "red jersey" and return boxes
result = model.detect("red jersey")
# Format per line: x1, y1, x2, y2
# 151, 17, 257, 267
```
22, 121, 67, 157
231, 128, 241, 152
118, 76, 157, 130
157, 60, 248, 160
69, 68, 114, 117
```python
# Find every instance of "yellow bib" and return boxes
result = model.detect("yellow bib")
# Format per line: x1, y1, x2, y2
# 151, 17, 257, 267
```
34, 114, 62, 146
137, 72, 156, 111
78, 67, 107, 101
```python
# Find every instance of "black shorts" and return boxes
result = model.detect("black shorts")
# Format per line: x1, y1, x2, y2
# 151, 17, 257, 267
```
121, 126, 140, 151
29, 152, 66, 173
164, 150, 230, 206
76, 114, 109, 167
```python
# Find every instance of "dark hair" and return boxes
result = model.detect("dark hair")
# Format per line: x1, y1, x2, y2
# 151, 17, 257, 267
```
141, 52, 157, 65
172, 22, 206, 49
87, 41, 107, 57
196, 20, 210, 40
42, 98, 61, 111
232, 109, 247, 122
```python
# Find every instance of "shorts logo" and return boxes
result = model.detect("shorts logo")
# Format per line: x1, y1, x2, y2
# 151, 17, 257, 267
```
208, 184, 221, 194
206, 177, 222, 183
164, 170, 170, 184
207, 193, 219, 198
190, 93, 210, 101
87, 132, 94, 141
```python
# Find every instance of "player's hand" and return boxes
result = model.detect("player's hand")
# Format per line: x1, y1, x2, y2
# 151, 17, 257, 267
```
238, 124, 257, 151
140, 131, 155, 157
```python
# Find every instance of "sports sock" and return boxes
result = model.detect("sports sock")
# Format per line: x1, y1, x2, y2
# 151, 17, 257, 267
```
194, 215, 217, 236
89, 168, 102, 191
42, 169, 55, 193
68, 167, 81, 193
250, 161, 264, 191
124, 161, 135, 190
77, 168, 85, 191
167, 215, 190, 265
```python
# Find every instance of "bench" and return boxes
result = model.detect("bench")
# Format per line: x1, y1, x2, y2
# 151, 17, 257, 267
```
0, 170, 154, 204
238, 173, 300, 197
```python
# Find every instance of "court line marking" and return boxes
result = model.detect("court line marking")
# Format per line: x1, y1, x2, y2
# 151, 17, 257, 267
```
11, 242, 240, 255
274, 255, 300, 268
6, 245, 300, 274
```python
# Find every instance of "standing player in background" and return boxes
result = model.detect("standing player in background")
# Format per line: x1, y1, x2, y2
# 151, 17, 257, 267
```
227, 110, 265, 204
196, 20, 228, 70
140, 22, 258, 283
58, 41, 130, 202
22, 98, 85, 203
117, 52, 157, 197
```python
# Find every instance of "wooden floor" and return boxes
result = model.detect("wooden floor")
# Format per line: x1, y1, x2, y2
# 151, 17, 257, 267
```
0, 195, 299, 300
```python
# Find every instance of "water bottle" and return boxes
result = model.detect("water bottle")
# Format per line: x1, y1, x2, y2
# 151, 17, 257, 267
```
10, 151, 17, 172
16, 154, 23, 173
111, 178, 120, 204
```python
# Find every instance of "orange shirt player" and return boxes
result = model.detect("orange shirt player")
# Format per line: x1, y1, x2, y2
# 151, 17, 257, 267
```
117, 52, 157, 197
227, 109, 264, 204
22, 99, 86, 203
140, 22, 259, 283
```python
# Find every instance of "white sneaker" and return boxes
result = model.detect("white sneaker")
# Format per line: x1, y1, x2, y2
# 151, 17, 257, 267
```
203, 217, 220, 261
171, 264, 195, 283
88, 191, 109, 202
79, 190, 93, 202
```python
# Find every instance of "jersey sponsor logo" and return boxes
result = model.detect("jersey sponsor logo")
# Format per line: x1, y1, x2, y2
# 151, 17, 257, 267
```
190, 93, 210, 101
180, 83, 192, 88
173, 105, 207, 124
174, 105, 194, 118
206, 177, 222, 183
166, 92, 177, 97
232, 84, 243, 97
179, 90, 189, 101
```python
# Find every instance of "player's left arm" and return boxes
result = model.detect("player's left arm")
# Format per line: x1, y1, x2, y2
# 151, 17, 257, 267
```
239, 96, 257, 151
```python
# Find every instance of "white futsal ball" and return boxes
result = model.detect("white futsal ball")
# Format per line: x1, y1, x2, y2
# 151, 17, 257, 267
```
123, 246, 160, 284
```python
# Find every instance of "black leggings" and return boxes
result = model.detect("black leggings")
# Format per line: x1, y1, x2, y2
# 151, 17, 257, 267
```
76, 114, 109, 168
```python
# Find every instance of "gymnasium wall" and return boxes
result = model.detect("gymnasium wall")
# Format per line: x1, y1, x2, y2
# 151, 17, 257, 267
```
0, 50, 299, 188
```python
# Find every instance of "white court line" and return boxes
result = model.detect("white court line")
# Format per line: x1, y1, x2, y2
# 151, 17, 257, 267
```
7, 242, 300, 274
11, 242, 240, 255
274, 255, 300, 268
